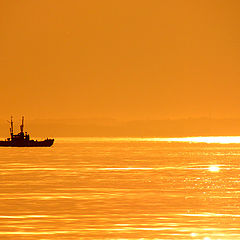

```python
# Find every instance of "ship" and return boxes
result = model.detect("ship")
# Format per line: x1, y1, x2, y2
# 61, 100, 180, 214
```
0, 117, 54, 147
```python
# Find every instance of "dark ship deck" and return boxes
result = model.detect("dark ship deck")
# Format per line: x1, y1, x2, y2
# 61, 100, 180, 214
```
0, 117, 54, 147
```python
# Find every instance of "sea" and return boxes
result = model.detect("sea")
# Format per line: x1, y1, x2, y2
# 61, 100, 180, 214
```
1, 137, 240, 240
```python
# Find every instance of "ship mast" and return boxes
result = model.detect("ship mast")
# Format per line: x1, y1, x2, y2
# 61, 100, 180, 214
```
10, 116, 13, 139
20, 116, 24, 133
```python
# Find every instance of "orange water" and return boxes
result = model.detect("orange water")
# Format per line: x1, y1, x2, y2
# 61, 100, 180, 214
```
1, 137, 240, 239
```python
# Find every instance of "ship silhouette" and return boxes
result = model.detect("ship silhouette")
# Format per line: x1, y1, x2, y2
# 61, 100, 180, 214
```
0, 117, 54, 147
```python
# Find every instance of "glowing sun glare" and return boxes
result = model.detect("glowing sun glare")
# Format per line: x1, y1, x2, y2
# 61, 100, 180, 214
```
191, 232, 197, 237
209, 165, 220, 172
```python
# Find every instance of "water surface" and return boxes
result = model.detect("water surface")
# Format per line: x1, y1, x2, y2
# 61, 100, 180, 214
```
0, 137, 240, 239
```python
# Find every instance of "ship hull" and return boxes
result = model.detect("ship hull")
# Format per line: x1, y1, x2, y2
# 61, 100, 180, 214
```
0, 139, 54, 147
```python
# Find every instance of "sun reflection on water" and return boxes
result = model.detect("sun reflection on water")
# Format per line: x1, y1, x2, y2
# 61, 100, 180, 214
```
191, 232, 197, 237
208, 165, 220, 172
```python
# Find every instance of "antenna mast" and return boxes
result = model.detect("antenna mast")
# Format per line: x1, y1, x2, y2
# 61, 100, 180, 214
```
10, 116, 13, 139
20, 116, 24, 133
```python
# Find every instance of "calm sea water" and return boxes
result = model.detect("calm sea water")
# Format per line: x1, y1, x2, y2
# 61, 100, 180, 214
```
1, 137, 240, 240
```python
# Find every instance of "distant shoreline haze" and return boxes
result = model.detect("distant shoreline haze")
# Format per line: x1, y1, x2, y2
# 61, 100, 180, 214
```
1, 118, 240, 138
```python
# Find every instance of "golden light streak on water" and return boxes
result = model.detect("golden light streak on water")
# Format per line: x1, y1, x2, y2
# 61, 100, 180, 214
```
57, 136, 240, 144
0, 215, 49, 219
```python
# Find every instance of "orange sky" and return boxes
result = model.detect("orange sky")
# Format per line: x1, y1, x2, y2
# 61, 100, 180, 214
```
0, 0, 240, 121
